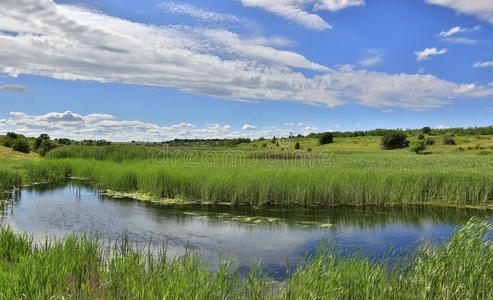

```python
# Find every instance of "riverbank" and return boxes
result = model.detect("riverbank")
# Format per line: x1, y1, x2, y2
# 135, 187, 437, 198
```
2, 154, 492, 208
0, 218, 491, 299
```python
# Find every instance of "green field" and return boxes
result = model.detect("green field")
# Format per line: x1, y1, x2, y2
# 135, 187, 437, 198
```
0, 218, 491, 299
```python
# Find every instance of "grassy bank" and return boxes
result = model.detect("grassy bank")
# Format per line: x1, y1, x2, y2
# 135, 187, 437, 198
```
6, 153, 492, 207
0, 218, 491, 299
2, 141, 493, 207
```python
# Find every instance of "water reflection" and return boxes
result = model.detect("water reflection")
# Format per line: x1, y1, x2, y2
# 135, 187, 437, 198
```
1, 180, 491, 279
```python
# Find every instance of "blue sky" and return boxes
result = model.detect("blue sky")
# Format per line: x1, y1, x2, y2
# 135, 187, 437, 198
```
0, 0, 492, 141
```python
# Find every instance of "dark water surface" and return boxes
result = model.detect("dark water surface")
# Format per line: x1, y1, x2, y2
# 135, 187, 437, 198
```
1, 181, 491, 278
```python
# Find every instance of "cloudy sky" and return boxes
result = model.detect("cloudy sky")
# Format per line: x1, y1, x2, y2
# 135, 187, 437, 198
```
0, 0, 492, 141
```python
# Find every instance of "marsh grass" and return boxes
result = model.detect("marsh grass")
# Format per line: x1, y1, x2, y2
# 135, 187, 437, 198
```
13, 154, 493, 207
0, 218, 491, 299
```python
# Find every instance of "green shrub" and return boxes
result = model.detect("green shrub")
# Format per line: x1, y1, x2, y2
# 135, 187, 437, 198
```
381, 131, 409, 150
2, 138, 13, 148
294, 142, 300, 150
443, 136, 456, 145
417, 133, 425, 140
12, 139, 30, 153
422, 126, 431, 134
319, 132, 334, 145
409, 140, 426, 154
425, 137, 435, 145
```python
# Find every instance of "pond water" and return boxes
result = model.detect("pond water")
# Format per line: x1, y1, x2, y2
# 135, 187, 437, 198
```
1, 180, 491, 279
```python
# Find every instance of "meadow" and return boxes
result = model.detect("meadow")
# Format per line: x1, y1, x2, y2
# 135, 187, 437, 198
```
0, 218, 491, 299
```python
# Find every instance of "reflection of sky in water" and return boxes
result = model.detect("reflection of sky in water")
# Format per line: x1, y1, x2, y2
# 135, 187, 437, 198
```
1, 181, 492, 279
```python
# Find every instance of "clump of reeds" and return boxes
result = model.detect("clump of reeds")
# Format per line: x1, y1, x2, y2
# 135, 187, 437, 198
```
0, 218, 491, 299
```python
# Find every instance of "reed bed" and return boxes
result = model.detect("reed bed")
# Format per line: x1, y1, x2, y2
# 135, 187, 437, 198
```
9, 154, 493, 207
0, 218, 491, 299
2, 145, 493, 207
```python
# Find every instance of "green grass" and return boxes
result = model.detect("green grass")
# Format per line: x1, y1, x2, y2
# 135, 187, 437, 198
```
0, 218, 491, 299
7, 152, 492, 207
2, 137, 493, 207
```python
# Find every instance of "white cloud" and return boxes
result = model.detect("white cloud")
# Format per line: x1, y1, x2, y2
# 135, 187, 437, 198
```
284, 122, 295, 126
302, 126, 319, 135
381, 109, 393, 113
442, 37, 478, 44
159, 2, 243, 23
436, 125, 450, 129
0, 111, 304, 141
359, 56, 382, 67
426, 0, 493, 24
0, 0, 492, 111
354, 123, 361, 126
454, 83, 477, 94
438, 25, 480, 37
485, 107, 493, 112
241, 124, 257, 130
0, 84, 28, 93
239, 0, 365, 30
414, 48, 448, 61
297, 122, 305, 126
472, 61, 493, 68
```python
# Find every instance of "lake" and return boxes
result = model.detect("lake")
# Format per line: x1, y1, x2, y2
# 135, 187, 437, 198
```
1, 180, 491, 279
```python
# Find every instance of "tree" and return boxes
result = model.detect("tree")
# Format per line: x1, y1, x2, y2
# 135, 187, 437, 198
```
319, 132, 334, 145
295, 142, 300, 149
6, 132, 18, 139
13, 139, 30, 153
39, 139, 55, 157
422, 126, 431, 134
271, 136, 276, 144
381, 131, 409, 150
34, 133, 51, 151
417, 133, 425, 140
409, 140, 426, 154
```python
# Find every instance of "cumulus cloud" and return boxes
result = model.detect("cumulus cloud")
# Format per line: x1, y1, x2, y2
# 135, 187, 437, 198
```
241, 124, 257, 130
0, 84, 28, 93
426, 0, 493, 24
0, 111, 318, 141
302, 126, 319, 135
0, 0, 492, 111
0, 111, 304, 141
239, 0, 365, 30
436, 125, 450, 129
414, 48, 448, 61
472, 61, 493, 68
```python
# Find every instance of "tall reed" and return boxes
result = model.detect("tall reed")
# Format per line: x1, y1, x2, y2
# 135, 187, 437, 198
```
0, 218, 491, 299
